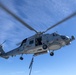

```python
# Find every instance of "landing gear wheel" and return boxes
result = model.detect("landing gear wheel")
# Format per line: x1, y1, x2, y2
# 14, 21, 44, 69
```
50, 52, 54, 56
42, 44, 47, 49
20, 57, 23, 60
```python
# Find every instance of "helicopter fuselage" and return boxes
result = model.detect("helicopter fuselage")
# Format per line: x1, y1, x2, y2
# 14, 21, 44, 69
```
0, 32, 75, 59
21, 33, 72, 54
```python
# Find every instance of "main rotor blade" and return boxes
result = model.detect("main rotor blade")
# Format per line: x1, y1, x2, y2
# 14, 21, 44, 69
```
43, 12, 76, 33
0, 3, 38, 33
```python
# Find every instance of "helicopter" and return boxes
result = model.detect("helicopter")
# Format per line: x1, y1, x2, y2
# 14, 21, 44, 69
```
0, 3, 76, 61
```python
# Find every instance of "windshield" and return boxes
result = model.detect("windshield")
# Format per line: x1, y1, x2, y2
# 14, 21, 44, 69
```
61, 36, 66, 40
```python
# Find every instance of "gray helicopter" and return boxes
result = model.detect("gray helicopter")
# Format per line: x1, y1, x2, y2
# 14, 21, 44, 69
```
0, 3, 76, 60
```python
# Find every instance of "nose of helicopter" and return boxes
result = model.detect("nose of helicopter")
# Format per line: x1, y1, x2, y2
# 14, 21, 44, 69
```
61, 35, 75, 45
71, 36, 75, 40
66, 36, 75, 45
70, 36, 75, 41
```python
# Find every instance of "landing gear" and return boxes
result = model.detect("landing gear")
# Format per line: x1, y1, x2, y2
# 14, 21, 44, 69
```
42, 44, 47, 49
50, 52, 54, 56
20, 56, 24, 60
20, 54, 24, 60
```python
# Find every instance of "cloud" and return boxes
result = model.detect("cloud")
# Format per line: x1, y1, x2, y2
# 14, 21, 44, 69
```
9, 71, 26, 75
33, 70, 41, 74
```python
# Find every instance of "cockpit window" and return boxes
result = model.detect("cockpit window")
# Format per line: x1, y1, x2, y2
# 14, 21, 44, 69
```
29, 40, 34, 44
61, 36, 66, 39
52, 33, 58, 36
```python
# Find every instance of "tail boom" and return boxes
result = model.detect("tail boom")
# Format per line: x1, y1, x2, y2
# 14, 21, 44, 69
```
0, 45, 9, 59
